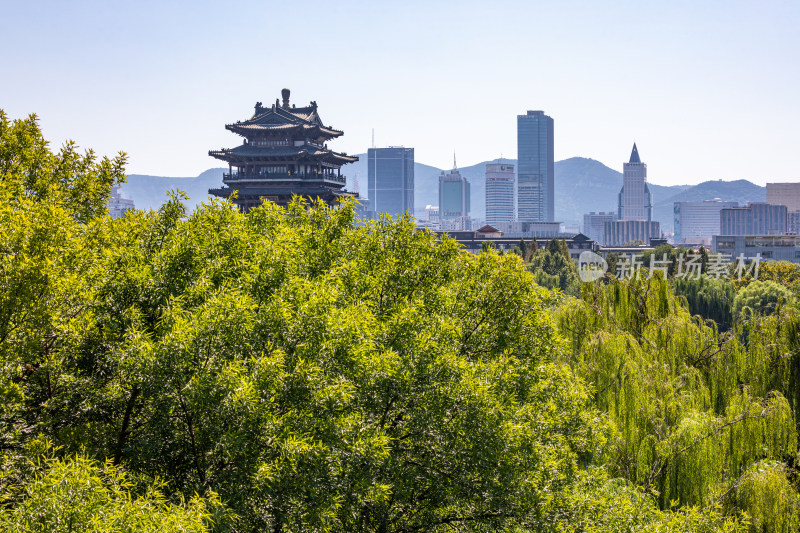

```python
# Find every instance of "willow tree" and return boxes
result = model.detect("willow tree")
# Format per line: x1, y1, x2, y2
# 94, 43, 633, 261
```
555, 274, 798, 524
673, 275, 736, 331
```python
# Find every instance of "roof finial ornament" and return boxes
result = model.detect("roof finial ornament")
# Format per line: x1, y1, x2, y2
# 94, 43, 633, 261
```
281, 88, 290, 109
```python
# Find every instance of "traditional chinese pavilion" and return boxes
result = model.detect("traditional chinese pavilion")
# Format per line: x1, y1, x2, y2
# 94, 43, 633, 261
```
208, 89, 358, 211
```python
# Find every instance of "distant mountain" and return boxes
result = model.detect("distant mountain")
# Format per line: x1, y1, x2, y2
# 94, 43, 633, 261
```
120, 160, 767, 235
121, 168, 226, 211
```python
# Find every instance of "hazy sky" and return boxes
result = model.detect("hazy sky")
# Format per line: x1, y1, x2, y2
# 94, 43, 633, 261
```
2, 0, 798, 186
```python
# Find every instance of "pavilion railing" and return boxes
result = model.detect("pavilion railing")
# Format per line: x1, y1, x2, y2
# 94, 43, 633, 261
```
223, 172, 346, 184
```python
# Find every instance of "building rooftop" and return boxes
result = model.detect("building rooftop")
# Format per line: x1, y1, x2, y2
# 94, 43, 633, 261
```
225, 90, 344, 139
629, 143, 641, 164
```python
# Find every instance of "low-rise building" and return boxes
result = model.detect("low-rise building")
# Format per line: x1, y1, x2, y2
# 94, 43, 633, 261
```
713, 235, 800, 262
436, 228, 598, 259
583, 212, 615, 244
603, 219, 661, 247
491, 221, 561, 239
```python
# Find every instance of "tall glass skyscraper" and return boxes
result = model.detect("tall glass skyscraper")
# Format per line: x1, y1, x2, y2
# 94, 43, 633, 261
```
517, 111, 554, 222
367, 147, 414, 218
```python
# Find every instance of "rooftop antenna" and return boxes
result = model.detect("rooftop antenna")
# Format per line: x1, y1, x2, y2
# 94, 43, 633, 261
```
371, 128, 375, 148
453, 151, 457, 170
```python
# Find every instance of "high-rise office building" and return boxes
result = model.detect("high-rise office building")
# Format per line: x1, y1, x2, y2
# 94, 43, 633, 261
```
617, 143, 652, 222
485, 163, 515, 226
367, 147, 414, 218
720, 203, 788, 235
439, 168, 471, 231
766, 183, 800, 211
517, 111, 554, 222
766, 183, 800, 233
673, 200, 738, 245
606, 143, 660, 245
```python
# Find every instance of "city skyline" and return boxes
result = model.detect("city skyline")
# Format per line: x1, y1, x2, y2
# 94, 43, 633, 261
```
1, 1, 799, 186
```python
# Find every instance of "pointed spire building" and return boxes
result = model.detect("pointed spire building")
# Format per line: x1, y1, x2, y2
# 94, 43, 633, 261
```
618, 142, 652, 221
604, 143, 660, 246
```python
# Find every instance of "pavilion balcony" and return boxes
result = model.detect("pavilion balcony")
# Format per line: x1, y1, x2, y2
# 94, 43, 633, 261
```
223, 171, 346, 185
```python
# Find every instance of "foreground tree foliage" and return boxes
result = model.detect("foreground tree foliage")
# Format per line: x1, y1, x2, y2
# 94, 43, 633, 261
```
672, 276, 736, 332
0, 453, 214, 533
0, 111, 782, 532
0, 112, 592, 532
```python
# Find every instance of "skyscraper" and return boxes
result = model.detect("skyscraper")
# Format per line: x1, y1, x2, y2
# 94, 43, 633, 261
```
439, 167, 471, 231
485, 163, 515, 226
605, 143, 660, 246
517, 110, 554, 222
367, 147, 414, 218
617, 143, 652, 221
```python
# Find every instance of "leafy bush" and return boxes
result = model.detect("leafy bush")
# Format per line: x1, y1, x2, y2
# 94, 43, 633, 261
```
733, 280, 793, 319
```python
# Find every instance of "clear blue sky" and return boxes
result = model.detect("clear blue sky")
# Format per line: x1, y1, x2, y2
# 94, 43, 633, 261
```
2, 0, 798, 186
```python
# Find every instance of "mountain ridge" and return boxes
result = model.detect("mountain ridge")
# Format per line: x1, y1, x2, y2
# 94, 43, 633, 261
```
121, 157, 767, 233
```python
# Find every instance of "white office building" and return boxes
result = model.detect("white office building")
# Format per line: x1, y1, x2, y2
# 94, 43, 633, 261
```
485, 163, 515, 226
674, 200, 738, 245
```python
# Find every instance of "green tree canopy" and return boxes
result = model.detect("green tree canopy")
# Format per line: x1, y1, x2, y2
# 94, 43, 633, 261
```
733, 280, 793, 319
673, 275, 736, 331
555, 276, 800, 529
0, 111, 127, 221
0, 455, 215, 533
528, 238, 579, 294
